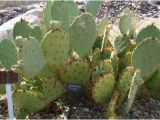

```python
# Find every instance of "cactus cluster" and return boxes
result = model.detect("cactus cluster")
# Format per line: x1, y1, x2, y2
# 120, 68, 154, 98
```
0, 0, 160, 119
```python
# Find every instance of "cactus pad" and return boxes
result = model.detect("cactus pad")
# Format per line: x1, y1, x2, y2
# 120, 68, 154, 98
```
42, 77, 65, 101
41, 29, 69, 68
132, 38, 160, 80
91, 73, 115, 103
60, 61, 90, 86
86, 1, 104, 17
13, 91, 44, 118
69, 13, 96, 57
113, 35, 129, 54
119, 9, 135, 36
0, 39, 18, 70
13, 19, 32, 39
97, 17, 108, 36
146, 68, 160, 100
92, 59, 114, 79
136, 24, 160, 43
43, 1, 54, 30
51, 1, 78, 31
30, 26, 43, 41
19, 37, 45, 77
117, 67, 135, 103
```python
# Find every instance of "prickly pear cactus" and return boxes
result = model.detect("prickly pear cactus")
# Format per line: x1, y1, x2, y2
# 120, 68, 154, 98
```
113, 35, 129, 54
91, 73, 115, 103
18, 37, 45, 77
30, 26, 43, 41
146, 68, 160, 100
136, 24, 160, 44
97, 17, 108, 36
132, 38, 160, 80
117, 67, 135, 104
119, 9, 135, 36
92, 59, 114, 79
51, 1, 79, 31
13, 19, 32, 39
43, 1, 54, 30
117, 69, 142, 115
0, 39, 18, 69
69, 13, 96, 57
86, 1, 105, 17
42, 77, 65, 101
60, 61, 90, 86
13, 91, 45, 118
41, 29, 69, 69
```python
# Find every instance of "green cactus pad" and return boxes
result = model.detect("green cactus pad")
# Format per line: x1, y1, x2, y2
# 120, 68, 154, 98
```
13, 91, 44, 118
113, 35, 129, 54
69, 13, 96, 57
86, 1, 104, 17
38, 65, 57, 78
30, 26, 43, 41
92, 59, 114, 79
43, 1, 54, 30
42, 77, 65, 101
60, 61, 90, 86
92, 73, 115, 103
19, 37, 45, 77
146, 68, 160, 100
119, 9, 135, 36
0, 39, 18, 70
136, 24, 160, 44
41, 29, 69, 68
117, 67, 135, 103
51, 1, 79, 31
132, 38, 160, 80
13, 19, 32, 39
97, 17, 108, 36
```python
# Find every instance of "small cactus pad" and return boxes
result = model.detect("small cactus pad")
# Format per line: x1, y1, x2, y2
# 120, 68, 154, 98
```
13, 19, 32, 39
41, 29, 69, 68
69, 13, 96, 57
146, 68, 160, 100
19, 37, 45, 77
97, 17, 108, 36
43, 1, 54, 30
51, 1, 79, 31
0, 39, 18, 70
119, 9, 135, 36
13, 91, 45, 118
30, 26, 43, 41
42, 77, 65, 101
92, 73, 115, 103
60, 61, 90, 86
86, 1, 104, 17
92, 59, 114, 79
38, 65, 57, 78
113, 35, 129, 54
136, 24, 160, 44
132, 38, 160, 80
117, 67, 135, 103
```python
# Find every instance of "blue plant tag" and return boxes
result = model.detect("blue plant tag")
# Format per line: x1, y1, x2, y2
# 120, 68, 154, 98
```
67, 84, 82, 92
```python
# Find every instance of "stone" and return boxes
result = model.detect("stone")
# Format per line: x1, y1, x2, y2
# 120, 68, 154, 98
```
0, 7, 43, 40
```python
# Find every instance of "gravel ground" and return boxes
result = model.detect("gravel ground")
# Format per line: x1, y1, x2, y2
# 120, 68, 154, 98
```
1, 93, 160, 119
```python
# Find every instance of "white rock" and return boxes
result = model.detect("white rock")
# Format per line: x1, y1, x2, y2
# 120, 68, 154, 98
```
0, 7, 43, 40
